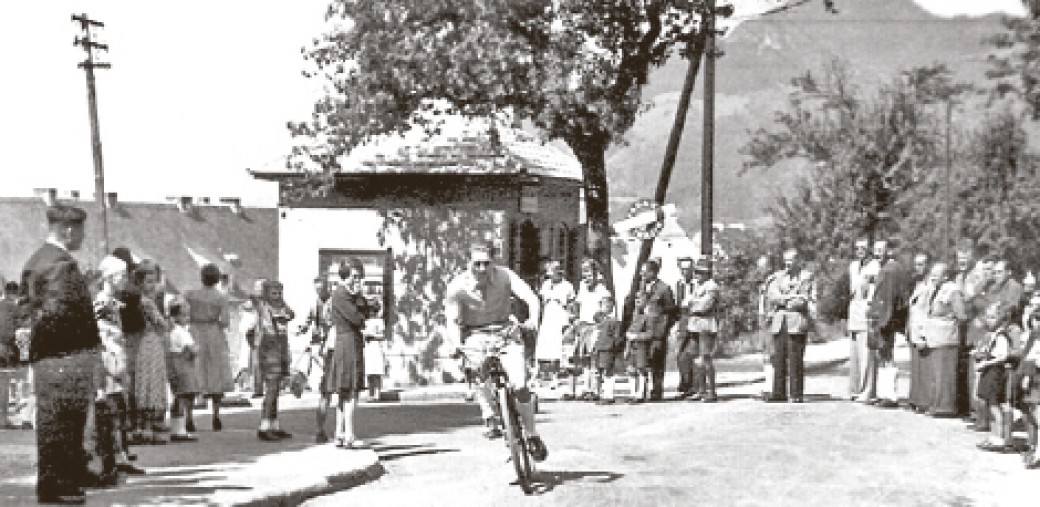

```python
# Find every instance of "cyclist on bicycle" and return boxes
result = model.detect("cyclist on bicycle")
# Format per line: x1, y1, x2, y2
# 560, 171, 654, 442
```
445, 242, 548, 462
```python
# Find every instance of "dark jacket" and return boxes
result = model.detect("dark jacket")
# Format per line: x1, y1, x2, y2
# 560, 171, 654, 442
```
20, 243, 100, 362
868, 257, 913, 334
630, 279, 676, 342
328, 287, 369, 349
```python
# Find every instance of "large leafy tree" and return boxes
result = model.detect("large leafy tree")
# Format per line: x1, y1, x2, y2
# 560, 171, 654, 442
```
288, 0, 835, 290
743, 62, 966, 261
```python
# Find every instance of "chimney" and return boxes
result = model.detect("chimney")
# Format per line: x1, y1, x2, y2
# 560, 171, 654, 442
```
68, 190, 81, 201
197, 197, 211, 205
167, 196, 193, 213
105, 192, 118, 208
219, 197, 243, 216
34, 188, 57, 206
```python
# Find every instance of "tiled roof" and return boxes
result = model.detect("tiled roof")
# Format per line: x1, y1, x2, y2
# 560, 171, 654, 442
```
0, 198, 277, 298
257, 120, 582, 182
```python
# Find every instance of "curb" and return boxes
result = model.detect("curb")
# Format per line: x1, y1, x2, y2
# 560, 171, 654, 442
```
377, 357, 849, 403
239, 461, 386, 507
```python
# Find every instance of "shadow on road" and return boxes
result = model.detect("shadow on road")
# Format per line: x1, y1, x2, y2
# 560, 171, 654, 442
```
529, 469, 624, 494
369, 442, 461, 462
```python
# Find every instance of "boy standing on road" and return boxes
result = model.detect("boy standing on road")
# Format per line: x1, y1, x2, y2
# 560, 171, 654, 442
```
591, 296, 622, 405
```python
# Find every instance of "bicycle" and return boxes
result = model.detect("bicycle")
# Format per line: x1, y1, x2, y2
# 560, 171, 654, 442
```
458, 323, 537, 495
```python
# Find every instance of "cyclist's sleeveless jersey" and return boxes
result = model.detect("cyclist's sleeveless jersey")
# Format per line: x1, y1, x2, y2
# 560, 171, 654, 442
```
452, 266, 513, 328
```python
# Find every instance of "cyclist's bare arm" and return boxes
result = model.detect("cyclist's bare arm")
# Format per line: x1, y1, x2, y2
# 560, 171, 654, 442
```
504, 268, 540, 330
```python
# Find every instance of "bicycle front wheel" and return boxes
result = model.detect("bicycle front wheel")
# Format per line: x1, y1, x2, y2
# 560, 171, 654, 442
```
498, 387, 534, 494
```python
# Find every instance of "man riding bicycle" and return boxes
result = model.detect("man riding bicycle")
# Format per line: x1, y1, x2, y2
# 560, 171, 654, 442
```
445, 242, 548, 462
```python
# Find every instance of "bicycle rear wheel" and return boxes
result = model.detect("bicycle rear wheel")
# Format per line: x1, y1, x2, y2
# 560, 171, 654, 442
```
498, 387, 534, 494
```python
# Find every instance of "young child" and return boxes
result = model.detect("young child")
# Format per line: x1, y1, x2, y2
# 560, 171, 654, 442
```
975, 302, 1022, 453
167, 301, 199, 442
253, 280, 295, 441
625, 302, 654, 404
92, 255, 144, 484
591, 296, 622, 405
362, 298, 386, 403
1017, 309, 1040, 469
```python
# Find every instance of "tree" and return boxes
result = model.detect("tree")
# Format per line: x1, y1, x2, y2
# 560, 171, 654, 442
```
743, 62, 965, 262
288, 0, 837, 292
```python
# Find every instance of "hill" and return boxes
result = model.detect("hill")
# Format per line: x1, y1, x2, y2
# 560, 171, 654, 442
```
607, 0, 1010, 232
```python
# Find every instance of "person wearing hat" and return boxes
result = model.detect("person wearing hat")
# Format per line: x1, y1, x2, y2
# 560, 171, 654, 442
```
683, 258, 721, 402
21, 204, 99, 504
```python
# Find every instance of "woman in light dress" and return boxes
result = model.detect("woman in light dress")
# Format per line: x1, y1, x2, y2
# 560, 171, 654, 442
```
185, 264, 233, 431
362, 299, 387, 402
535, 261, 575, 387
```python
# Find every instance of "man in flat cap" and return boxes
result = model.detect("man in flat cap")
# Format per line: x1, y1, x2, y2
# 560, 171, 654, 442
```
21, 204, 100, 504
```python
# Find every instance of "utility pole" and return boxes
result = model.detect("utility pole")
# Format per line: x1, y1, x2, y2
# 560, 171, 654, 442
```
73, 13, 111, 254
701, 0, 719, 259
944, 99, 952, 263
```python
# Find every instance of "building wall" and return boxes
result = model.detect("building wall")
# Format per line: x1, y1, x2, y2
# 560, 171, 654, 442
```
277, 177, 586, 387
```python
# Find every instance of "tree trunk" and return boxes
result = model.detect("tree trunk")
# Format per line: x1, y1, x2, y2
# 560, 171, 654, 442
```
569, 139, 615, 295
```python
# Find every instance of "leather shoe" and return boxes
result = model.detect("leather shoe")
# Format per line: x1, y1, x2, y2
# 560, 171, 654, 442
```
702, 394, 719, 403
170, 433, 198, 443
257, 430, 280, 441
37, 493, 86, 505
185, 420, 196, 433
527, 435, 548, 462
764, 396, 788, 403
270, 429, 292, 439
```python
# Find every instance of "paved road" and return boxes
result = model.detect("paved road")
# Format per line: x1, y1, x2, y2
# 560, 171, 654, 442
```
305, 366, 1032, 507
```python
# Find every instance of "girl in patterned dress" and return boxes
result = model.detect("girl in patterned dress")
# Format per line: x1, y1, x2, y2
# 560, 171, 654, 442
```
132, 264, 170, 444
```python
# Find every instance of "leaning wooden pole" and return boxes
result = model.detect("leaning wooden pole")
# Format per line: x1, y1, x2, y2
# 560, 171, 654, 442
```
620, 30, 709, 331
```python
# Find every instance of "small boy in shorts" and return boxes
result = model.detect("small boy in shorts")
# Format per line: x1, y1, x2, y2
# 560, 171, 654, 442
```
626, 301, 655, 404
590, 296, 622, 404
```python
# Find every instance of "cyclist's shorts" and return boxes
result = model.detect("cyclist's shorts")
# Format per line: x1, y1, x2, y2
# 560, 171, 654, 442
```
461, 333, 528, 387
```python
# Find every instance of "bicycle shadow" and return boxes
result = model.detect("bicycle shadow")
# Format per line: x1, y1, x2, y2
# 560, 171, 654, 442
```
527, 469, 624, 494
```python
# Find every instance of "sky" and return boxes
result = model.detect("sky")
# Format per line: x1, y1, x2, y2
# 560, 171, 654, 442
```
0, 0, 1029, 207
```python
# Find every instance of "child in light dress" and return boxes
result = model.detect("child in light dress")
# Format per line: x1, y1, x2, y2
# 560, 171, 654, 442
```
167, 301, 199, 442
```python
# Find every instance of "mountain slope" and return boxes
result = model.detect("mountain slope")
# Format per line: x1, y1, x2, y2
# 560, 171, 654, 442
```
607, 0, 1009, 232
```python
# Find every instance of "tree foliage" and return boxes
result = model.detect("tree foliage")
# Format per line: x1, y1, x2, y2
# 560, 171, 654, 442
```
747, 59, 1040, 305
289, 0, 838, 294
377, 208, 503, 348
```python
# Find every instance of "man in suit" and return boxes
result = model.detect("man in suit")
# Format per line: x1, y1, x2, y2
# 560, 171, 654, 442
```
673, 257, 699, 398
766, 248, 816, 403
867, 238, 914, 408
628, 259, 676, 401
21, 204, 100, 505
848, 238, 880, 402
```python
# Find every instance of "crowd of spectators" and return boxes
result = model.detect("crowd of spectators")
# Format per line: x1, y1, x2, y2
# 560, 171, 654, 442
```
842, 238, 1040, 470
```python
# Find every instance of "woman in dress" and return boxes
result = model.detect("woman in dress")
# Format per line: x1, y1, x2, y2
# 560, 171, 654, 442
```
923, 262, 967, 417
185, 264, 233, 431
324, 258, 370, 448
535, 261, 575, 389
132, 262, 170, 444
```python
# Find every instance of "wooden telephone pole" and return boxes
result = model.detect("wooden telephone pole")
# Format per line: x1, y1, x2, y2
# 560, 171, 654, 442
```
701, 0, 719, 259
73, 13, 111, 254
